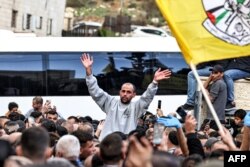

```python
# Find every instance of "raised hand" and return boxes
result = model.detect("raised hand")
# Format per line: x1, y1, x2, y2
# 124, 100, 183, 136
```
80, 53, 93, 76
81, 53, 93, 68
153, 68, 171, 82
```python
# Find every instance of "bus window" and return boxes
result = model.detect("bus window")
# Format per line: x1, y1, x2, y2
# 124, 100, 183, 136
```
0, 52, 190, 96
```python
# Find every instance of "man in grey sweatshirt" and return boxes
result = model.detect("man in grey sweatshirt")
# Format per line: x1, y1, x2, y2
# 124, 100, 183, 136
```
81, 53, 172, 141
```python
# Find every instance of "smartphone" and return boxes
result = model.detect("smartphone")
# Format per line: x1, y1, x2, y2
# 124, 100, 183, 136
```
153, 122, 165, 145
158, 100, 162, 109
176, 107, 187, 122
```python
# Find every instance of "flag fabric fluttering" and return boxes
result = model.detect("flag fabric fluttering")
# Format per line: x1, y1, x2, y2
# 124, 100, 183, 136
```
156, 0, 250, 65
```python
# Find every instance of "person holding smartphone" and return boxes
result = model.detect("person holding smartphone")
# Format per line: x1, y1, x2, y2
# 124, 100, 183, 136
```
81, 53, 172, 141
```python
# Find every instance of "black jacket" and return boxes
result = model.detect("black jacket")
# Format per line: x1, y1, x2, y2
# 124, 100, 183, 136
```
226, 56, 250, 73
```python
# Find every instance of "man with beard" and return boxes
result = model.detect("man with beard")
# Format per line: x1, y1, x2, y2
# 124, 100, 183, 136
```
81, 53, 171, 140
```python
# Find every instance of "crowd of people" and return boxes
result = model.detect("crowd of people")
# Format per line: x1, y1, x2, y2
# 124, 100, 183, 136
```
0, 54, 250, 167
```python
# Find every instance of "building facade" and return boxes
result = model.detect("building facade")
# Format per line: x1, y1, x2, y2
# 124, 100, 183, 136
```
0, 0, 66, 36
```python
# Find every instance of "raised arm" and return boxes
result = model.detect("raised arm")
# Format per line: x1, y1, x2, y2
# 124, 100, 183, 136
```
80, 53, 93, 76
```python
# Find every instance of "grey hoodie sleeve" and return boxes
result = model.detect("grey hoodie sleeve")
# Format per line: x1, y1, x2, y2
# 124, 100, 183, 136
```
135, 82, 158, 118
85, 74, 112, 112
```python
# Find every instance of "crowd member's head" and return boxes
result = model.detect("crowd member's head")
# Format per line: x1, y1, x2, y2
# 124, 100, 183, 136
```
204, 137, 219, 154
84, 154, 104, 167
48, 132, 60, 148
4, 155, 33, 167
72, 130, 95, 161
56, 125, 68, 137
182, 154, 203, 167
56, 118, 66, 126
78, 122, 94, 136
113, 131, 128, 159
234, 109, 246, 126
17, 127, 50, 164
4, 121, 19, 135
100, 133, 123, 165
67, 116, 79, 124
0, 117, 9, 129
46, 110, 59, 123
152, 150, 181, 167
209, 64, 224, 81
0, 139, 15, 167
30, 111, 43, 124
41, 119, 56, 133
55, 134, 80, 165
8, 112, 25, 121
8, 102, 19, 113
119, 82, 136, 104
8, 132, 22, 151
61, 121, 74, 134
84, 116, 93, 124
32, 96, 43, 112
46, 157, 75, 167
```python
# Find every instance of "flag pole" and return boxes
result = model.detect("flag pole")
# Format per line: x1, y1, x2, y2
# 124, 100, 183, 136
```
189, 62, 225, 135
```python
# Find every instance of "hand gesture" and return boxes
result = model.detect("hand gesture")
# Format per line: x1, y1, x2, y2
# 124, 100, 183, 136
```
80, 53, 93, 76
97, 120, 105, 131
153, 68, 171, 82
125, 136, 153, 167
80, 53, 93, 69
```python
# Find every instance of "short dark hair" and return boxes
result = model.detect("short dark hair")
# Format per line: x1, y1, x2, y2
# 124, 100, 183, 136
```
21, 127, 49, 160
234, 109, 246, 120
100, 133, 122, 163
8, 112, 25, 121
67, 116, 79, 123
41, 119, 57, 132
8, 102, 18, 111
71, 130, 93, 147
56, 125, 68, 137
30, 111, 43, 119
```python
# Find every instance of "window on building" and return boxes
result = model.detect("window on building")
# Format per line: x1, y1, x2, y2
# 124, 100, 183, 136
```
47, 19, 52, 35
36, 16, 43, 29
11, 10, 18, 28
26, 14, 32, 29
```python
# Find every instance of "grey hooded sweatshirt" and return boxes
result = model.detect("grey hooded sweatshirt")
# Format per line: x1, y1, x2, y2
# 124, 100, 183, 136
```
86, 74, 158, 141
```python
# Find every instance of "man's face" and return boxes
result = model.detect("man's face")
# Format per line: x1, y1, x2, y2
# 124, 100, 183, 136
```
119, 83, 136, 104
32, 101, 42, 111
10, 107, 18, 112
234, 117, 242, 125
80, 140, 96, 160
211, 71, 223, 81
47, 114, 58, 122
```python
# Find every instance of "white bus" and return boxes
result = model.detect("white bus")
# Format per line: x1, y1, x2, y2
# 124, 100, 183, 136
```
0, 37, 190, 120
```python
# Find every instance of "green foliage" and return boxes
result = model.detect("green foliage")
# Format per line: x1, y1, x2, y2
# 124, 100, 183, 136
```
97, 28, 116, 37
128, 2, 137, 8
75, 7, 109, 17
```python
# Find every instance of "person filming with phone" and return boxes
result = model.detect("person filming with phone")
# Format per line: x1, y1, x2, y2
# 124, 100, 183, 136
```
80, 53, 171, 141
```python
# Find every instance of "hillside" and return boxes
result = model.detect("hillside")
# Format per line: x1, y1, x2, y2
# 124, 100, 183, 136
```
66, 0, 165, 26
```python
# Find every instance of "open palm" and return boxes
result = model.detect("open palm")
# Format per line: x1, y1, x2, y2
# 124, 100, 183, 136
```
80, 53, 93, 69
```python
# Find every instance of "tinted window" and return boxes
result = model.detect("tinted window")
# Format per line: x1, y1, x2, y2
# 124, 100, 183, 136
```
0, 52, 190, 96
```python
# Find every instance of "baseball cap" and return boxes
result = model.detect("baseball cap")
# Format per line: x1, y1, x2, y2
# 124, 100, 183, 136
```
209, 64, 224, 73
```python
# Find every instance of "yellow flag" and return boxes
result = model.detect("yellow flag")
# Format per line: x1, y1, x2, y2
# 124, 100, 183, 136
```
156, 0, 250, 65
